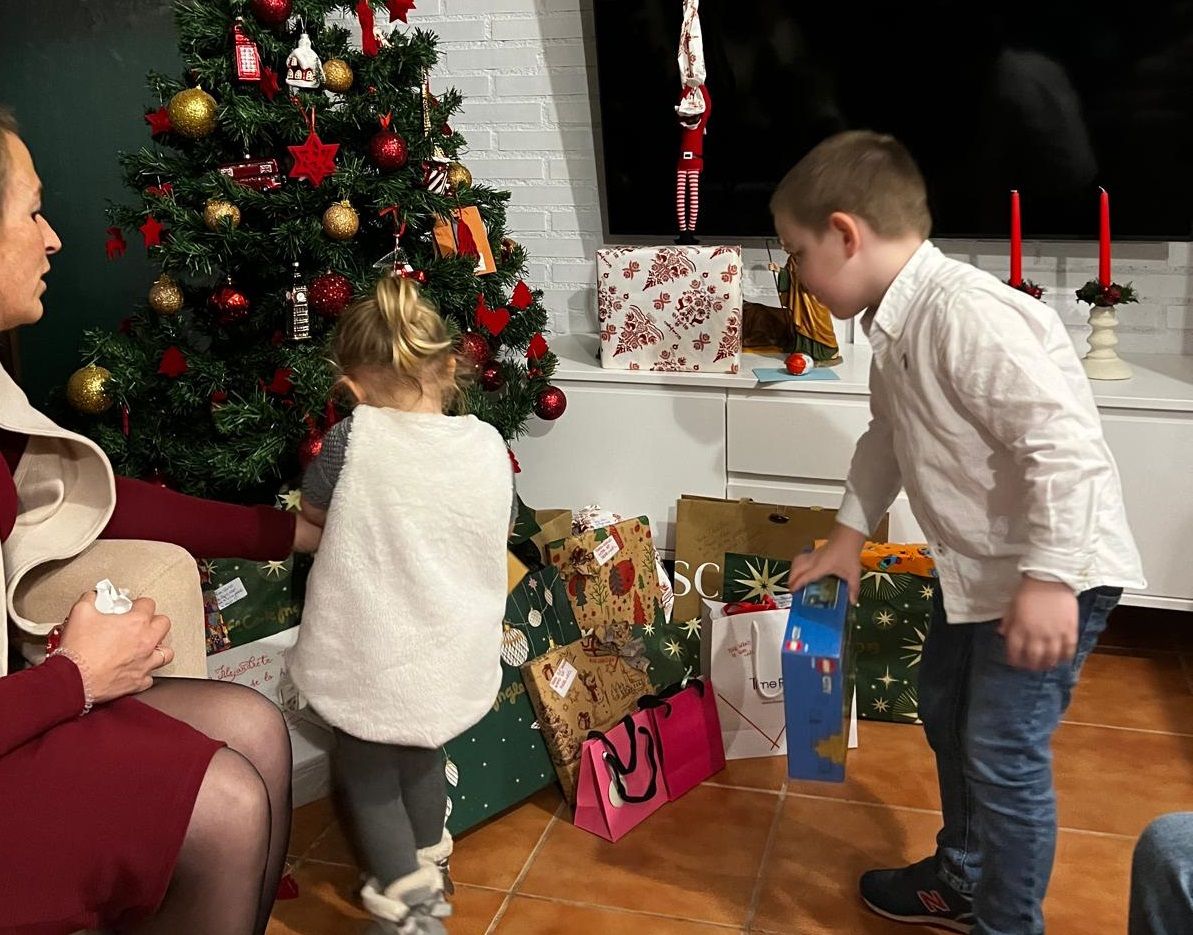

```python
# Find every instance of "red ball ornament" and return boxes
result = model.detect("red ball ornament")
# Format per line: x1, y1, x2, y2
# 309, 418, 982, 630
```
784, 352, 812, 376
534, 386, 567, 421
309, 272, 354, 318
412, 270, 428, 285
250, 0, 292, 25
457, 332, 491, 369
480, 363, 503, 392
209, 281, 251, 325
297, 425, 324, 469
369, 129, 408, 171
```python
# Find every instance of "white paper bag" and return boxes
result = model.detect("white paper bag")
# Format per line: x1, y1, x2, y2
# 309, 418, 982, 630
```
700, 599, 858, 761
207, 627, 306, 726
700, 599, 789, 759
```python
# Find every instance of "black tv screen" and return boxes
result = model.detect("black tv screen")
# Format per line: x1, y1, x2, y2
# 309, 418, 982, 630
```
593, 0, 1193, 241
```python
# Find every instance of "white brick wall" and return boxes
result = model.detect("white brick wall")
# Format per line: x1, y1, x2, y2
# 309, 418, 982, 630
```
334, 2, 1193, 354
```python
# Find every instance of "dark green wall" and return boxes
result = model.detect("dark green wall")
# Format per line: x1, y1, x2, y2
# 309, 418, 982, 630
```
1, 1, 181, 406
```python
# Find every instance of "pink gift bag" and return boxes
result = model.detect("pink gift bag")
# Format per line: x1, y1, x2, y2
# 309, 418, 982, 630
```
573, 712, 667, 842
639, 678, 726, 801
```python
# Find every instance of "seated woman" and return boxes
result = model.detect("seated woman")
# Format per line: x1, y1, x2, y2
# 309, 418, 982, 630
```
0, 108, 318, 934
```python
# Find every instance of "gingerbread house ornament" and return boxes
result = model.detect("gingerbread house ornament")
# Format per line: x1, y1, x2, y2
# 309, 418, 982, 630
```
286, 32, 323, 89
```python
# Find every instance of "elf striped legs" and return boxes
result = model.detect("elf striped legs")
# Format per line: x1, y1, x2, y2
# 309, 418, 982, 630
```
676, 170, 701, 233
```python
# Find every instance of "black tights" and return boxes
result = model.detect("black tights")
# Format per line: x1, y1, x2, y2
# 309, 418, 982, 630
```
127, 678, 292, 935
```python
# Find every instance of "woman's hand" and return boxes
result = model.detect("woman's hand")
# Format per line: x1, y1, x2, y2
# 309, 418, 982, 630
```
58, 592, 173, 704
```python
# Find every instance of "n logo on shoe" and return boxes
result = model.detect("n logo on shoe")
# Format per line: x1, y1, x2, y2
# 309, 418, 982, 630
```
917, 889, 951, 914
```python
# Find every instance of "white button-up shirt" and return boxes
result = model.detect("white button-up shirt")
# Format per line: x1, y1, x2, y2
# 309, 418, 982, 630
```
837, 241, 1145, 623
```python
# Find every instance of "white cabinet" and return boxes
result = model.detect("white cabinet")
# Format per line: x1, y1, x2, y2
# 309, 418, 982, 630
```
513, 335, 1193, 612
514, 380, 726, 549
1100, 409, 1193, 606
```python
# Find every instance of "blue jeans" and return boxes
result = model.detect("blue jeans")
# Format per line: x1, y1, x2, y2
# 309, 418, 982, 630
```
1130, 812, 1193, 935
919, 585, 1122, 935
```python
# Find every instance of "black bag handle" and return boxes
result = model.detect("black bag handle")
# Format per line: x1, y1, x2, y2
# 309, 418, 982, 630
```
586, 719, 659, 804
638, 676, 706, 717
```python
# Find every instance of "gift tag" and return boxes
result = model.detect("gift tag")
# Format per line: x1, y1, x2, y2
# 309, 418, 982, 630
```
549, 659, 578, 698
215, 577, 250, 610
593, 536, 621, 566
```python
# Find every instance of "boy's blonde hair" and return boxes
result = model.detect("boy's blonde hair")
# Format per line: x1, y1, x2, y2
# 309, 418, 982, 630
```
770, 130, 931, 239
332, 276, 467, 410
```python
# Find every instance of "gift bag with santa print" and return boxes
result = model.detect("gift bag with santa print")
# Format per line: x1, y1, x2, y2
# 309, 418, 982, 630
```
521, 638, 654, 803
595, 245, 742, 373
546, 516, 694, 689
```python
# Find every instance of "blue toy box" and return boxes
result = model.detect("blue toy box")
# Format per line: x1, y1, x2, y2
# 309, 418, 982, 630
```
782, 575, 854, 782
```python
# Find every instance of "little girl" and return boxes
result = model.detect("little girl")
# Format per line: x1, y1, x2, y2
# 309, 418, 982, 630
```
290, 276, 512, 934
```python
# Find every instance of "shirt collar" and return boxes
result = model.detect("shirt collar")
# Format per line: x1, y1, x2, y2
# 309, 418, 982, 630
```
861, 240, 941, 341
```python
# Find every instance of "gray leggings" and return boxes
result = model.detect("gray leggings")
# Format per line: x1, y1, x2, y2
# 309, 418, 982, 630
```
330, 728, 446, 887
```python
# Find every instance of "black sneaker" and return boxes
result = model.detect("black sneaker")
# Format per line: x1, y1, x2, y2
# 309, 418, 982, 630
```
859, 856, 975, 933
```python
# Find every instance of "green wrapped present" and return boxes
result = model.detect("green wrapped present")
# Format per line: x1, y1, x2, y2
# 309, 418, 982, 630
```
722, 552, 794, 604
443, 564, 581, 835
200, 554, 310, 655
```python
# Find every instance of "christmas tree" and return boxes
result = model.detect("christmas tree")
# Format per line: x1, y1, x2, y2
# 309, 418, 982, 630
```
63, 0, 562, 503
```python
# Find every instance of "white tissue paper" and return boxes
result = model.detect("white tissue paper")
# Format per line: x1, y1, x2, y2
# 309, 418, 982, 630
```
94, 578, 134, 615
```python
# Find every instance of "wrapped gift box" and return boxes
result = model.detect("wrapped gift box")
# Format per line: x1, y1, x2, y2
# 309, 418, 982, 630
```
596, 245, 743, 373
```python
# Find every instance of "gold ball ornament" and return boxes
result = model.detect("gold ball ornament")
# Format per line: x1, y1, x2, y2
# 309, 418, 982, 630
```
148, 274, 184, 314
203, 199, 241, 231
322, 58, 354, 93
67, 365, 114, 415
446, 161, 472, 192
167, 87, 218, 139
322, 200, 359, 241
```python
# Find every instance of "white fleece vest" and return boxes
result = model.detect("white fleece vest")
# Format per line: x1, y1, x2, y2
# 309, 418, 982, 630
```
290, 406, 510, 747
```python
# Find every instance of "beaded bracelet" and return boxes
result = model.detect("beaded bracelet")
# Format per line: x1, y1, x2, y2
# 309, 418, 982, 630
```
46, 647, 95, 717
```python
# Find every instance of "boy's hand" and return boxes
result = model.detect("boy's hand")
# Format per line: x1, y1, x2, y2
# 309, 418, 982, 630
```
1000, 576, 1078, 671
787, 523, 867, 604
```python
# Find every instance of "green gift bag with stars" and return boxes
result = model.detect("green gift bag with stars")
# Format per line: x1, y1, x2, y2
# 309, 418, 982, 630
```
852, 544, 935, 724
443, 565, 582, 835
200, 554, 310, 655
722, 547, 935, 724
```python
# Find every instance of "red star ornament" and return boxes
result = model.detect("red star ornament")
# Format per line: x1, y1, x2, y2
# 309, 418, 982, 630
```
526, 332, 549, 361
386, 0, 416, 22
510, 280, 533, 310
288, 131, 339, 187
145, 107, 172, 136
265, 367, 294, 395
260, 66, 281, 102
158, 346, 188, 378
139, 215, 165, 250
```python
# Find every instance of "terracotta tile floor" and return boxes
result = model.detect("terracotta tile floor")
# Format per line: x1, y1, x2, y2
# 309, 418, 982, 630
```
268, 606, 1193, 934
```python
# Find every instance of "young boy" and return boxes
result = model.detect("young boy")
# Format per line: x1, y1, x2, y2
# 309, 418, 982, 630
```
778, 131, 1144, 934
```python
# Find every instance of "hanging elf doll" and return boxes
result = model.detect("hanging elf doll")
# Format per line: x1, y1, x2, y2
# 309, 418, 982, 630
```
675, 0, 710, 244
